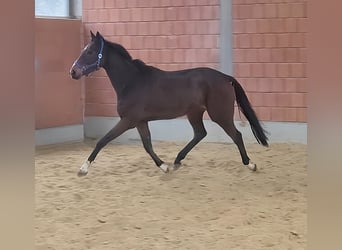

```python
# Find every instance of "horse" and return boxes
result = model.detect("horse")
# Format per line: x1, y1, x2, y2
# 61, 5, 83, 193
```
70, 31, 268, 176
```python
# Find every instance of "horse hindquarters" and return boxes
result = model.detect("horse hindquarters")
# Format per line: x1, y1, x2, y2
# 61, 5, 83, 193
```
205, 84, 256, 170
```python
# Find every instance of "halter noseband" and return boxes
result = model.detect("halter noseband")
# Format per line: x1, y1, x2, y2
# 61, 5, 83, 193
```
74, 38, 104, 76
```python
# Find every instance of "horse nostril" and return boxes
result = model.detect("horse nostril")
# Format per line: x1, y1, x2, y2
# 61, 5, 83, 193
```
70, 68, 80, 79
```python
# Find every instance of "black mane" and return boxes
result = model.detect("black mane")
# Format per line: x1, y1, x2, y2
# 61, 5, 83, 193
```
106, 40, 133, 60
105, 40, 156, 73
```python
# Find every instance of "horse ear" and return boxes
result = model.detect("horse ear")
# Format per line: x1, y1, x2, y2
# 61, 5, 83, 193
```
95, 31, 104, 41
90, 31, 96, 40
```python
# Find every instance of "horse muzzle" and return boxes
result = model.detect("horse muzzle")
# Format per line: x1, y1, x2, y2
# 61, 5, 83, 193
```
70, 65, 83, 80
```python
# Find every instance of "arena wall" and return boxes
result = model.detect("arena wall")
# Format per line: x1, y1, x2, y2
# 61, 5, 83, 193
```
232, 0, 307, 122
35, 18, 84, 144
82, 0, 307, 122
34, 1, 308, 145
81, 0, 307, 144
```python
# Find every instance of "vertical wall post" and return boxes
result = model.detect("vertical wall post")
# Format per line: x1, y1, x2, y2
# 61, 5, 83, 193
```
219, 0, 233, 75
69, 0, 82, 18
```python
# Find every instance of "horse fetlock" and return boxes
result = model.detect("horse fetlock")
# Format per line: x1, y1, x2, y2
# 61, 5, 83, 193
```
173, 163, 182, 171
175, 153, 186, 163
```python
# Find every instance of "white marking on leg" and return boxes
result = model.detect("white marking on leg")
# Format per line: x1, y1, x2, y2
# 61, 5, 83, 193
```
78, 160, 91, 176
247, 161, 257, 171
159, 163, 169, 173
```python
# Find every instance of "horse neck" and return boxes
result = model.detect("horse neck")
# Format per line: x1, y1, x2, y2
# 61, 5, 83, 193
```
102, 47, 138, 97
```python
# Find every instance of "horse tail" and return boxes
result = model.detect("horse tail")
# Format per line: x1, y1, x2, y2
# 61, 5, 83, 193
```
231, 77, 269, 147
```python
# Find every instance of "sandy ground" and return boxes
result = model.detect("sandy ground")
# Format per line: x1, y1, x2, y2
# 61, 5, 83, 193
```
35, 140, 307, 250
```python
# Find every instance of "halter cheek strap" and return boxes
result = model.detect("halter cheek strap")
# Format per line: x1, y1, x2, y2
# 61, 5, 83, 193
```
96, 39, 104, 69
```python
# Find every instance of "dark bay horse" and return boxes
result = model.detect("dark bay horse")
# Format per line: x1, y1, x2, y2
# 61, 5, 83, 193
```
70, 31, 268, 176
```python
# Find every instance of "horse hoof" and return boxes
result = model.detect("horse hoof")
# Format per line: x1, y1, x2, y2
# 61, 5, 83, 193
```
77, 170, 88, 177
159, 163, 169, 173
247, 162, 257, 171
78, 161, 91, 177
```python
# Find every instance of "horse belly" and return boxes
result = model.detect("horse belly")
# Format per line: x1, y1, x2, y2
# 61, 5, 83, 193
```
118, 79, 207, 121
144, 91, 204, 120
144, 99, 189, 119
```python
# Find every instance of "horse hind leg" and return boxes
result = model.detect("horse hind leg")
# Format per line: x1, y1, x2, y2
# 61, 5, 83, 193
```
207, 85, 257, 171
215, 119, 257, 171
174, 110, 207, 170
207, 92, 256, 171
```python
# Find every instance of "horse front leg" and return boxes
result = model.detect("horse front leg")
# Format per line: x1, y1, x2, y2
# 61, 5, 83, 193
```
174, 110, 207, 170
136, 122, 168, 173
78, 118, 135, 176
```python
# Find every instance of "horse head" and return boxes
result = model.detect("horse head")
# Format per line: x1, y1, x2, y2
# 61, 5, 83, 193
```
70, 31, 104, 79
